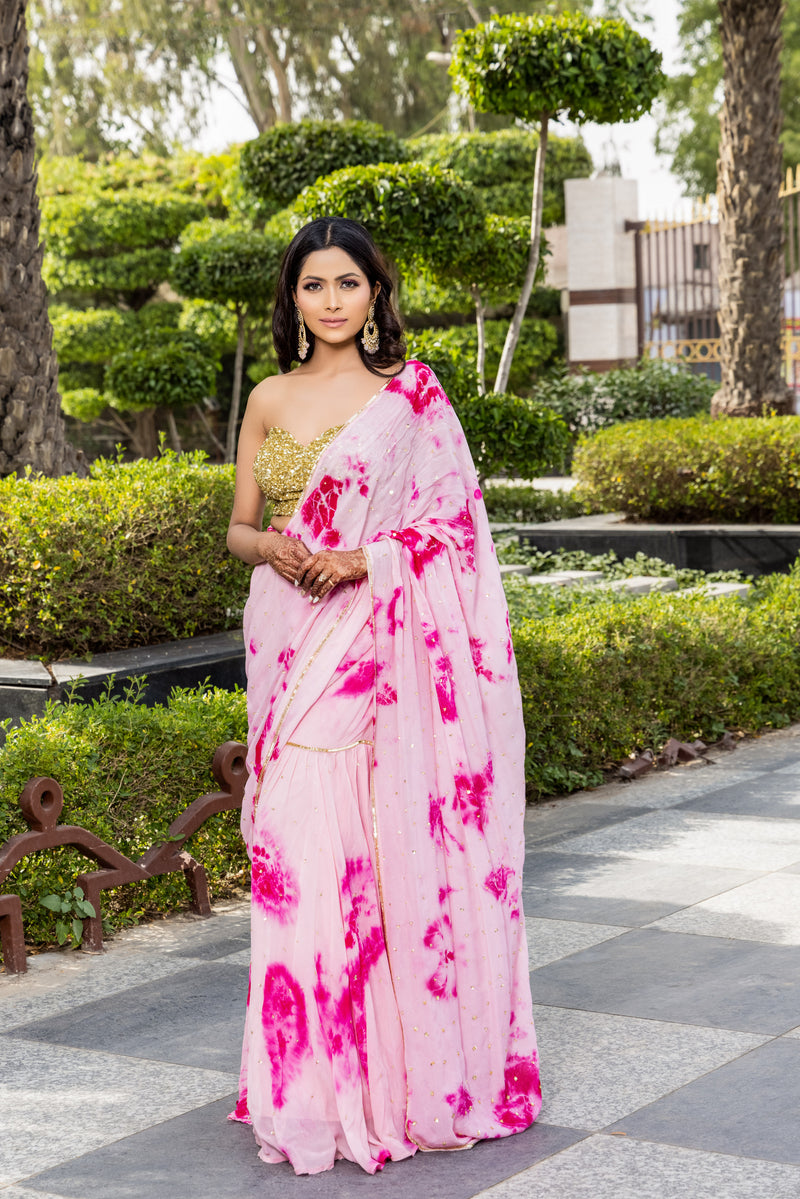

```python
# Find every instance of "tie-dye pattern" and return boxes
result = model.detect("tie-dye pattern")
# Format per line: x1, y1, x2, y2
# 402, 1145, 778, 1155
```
231, 361, 540, 1174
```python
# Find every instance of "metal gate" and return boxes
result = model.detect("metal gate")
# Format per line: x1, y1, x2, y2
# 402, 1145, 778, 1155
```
630, 168, 800, 392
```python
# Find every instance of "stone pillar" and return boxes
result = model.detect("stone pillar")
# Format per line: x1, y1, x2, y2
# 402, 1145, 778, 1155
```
565, 177, 639, 371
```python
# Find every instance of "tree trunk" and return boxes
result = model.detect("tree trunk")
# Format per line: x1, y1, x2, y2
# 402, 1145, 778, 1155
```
494, 112, 549, 395
712, 0, 792, 417
471, 283, 486, 395
0, 0, 83, 477
226, 307, 247, 464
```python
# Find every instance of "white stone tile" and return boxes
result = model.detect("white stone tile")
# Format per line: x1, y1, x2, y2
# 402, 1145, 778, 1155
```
525, 917, 627, 969
0, 1038, 237, 1187
532, 1005, 767, 1132
773, 762, 800, 775
648, 873, 800, 946
782, 1026, 800, 1039
473, 1135, 800, 1199
547, 810, 800, 871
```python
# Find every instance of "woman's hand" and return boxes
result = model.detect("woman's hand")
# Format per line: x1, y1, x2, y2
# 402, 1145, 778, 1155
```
259, 530, 312, 582
294, 548, 368, 602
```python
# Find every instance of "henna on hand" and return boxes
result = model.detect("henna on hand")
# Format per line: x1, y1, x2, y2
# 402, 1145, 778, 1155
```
260, 530, 312, 582
295, 548, 368, 602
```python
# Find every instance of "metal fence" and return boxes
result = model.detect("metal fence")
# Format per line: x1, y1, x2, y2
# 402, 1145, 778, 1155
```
629, 168, 800, 393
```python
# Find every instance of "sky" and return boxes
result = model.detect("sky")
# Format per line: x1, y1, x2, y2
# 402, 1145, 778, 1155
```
196, 0, 688, 222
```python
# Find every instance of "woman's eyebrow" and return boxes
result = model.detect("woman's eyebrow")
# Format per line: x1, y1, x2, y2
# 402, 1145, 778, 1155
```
300, 272, 363, 282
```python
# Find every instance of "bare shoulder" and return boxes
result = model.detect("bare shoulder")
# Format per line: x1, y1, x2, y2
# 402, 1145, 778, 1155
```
246, 373, 290, 431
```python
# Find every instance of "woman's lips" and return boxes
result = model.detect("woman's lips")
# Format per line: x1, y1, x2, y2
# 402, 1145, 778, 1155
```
319, 318, 346, 326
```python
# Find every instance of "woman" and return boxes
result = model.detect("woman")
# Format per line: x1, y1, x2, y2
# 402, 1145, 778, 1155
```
227, 217, 541, 1176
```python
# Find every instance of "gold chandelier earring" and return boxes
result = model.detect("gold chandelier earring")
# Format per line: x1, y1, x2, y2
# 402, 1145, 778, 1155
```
361, 300, 380, 354
297, 308, 309, 360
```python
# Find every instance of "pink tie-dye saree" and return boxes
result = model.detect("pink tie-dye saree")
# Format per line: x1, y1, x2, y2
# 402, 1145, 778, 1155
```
231, 360, 541, 1175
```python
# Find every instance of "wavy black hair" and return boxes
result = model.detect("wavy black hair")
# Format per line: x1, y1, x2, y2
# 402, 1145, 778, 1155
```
272, 217, 406, 376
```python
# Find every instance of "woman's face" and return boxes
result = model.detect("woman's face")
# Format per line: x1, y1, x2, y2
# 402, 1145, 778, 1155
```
293, 246, 378, 350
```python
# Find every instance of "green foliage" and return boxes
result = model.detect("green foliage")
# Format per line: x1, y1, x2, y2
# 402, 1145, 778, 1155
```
39, 886, 96, 947
0, 682, 249, 950
51, 307, 137, 364
408, 321, 559, 400
39, 151, 239, 217
294, 162, 486, 274
0, 451, 250, 658
240, 119, 407, 218
459, 391, 571, 481
105, 341, 218, 415
514, 574, 800, 796
483, 485, 587, 524
574, 414, 800, 522
408, 129, 593, 225
60, 389, 108, 423
179, 300, 239, 356
535, 358, 716, 439
171, 228, 283, 311
451, 12, 664, 125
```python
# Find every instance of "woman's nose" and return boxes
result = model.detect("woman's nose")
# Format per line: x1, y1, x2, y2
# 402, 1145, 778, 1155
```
325, 288, 341, 310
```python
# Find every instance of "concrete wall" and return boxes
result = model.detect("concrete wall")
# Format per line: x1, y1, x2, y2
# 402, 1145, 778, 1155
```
564, 177, 639, 371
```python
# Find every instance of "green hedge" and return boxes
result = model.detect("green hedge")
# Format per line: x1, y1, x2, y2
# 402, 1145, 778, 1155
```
0, 451, 250, 659
534, 358, 715, 439
0, 682, 249, 948
4, 564, 800, 952
574, 414, 800, 522
408, 320, 559, 400
483, 485, 586, 524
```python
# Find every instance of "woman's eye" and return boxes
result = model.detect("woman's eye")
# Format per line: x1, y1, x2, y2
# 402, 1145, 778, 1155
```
341, 279, 359, 289
302, 282, 321, 292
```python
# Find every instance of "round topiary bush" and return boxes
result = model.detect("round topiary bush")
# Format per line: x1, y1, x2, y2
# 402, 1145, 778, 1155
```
574, 414, 800, 522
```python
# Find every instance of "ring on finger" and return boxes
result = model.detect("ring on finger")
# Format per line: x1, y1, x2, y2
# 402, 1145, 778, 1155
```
317, 572, 328, 583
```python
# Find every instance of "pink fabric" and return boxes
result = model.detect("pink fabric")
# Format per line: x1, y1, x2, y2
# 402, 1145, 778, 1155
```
231, 360, 541, 1174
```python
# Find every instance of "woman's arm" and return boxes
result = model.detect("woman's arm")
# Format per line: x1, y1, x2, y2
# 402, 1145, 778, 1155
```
227, 385, 311, 579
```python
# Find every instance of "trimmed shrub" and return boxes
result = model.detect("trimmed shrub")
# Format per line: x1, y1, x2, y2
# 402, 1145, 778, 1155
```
408, 321, 559, 400
408, 128, 593, 224
0, 451, 251, 659
456, 391, 570, 481
574, 414, 800, 522
535, 358, 715, 439
515, 573, 800, 795
240, 119, 407, 218
483, 485, 586, 524
0, 682, 249, 949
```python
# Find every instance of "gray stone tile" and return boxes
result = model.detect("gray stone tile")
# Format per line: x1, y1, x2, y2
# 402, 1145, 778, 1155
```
648, 873, 800, 946
773, 761, 800, 774
530, 928, 800, 1034
524, 917, 627, 970
0, 1189, 76, 1199
532, 1005, 765, 1132
785, 1026, 800, 1039
522, 850, 761, 926
547, 809, 800, 871
609, 1037, 800, 1164
7, 961, 248, 1073
472, 1135, 800, 1199
525, 802, 654, 849
25, 1094, 586, 1198
0, 949, 204, 1033
0, 1037, 236, 1188
676, 775, 800, 819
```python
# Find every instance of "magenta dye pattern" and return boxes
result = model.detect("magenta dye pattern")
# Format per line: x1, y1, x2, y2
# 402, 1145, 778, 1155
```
232, 361, 540, 1176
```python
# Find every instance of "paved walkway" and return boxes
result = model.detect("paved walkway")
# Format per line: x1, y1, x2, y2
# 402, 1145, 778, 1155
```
2, 727, 800, 1198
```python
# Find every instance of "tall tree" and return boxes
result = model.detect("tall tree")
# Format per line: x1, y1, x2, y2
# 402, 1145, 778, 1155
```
712, 0, 792, 416
0, 0, 81, 476
656, 0, 800, 198
451, 12, 663, 394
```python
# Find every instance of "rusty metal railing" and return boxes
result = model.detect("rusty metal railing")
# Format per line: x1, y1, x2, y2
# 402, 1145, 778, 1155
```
0, 741, 247, 975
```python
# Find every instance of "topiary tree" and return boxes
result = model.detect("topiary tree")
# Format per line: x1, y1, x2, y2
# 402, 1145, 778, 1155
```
105, 338, 218, 458
451, 12, 664, 394
171, 227, 284, 461
408, 128, 593, 226
239, 119, 407, 221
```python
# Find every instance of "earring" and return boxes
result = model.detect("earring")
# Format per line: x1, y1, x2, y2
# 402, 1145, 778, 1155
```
297, 308, 309, 360
361, 301, 380, 354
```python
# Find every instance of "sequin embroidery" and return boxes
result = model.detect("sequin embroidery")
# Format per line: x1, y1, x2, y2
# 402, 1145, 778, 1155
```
253, 425, 344, 517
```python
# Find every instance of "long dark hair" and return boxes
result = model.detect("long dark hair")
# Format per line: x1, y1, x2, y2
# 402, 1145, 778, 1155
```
273, 217, 406, 376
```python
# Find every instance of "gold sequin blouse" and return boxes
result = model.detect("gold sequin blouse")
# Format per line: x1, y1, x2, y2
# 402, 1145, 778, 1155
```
252, 425, 344, 517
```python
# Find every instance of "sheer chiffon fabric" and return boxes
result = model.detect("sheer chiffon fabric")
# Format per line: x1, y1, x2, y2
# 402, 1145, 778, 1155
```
231, 361, 541, 1175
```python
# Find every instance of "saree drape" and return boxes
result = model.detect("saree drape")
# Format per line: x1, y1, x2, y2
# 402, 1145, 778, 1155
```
231, 360, 541, 1175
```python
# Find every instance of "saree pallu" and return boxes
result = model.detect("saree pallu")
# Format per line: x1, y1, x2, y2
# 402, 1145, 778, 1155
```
232, 360, 541, 1175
